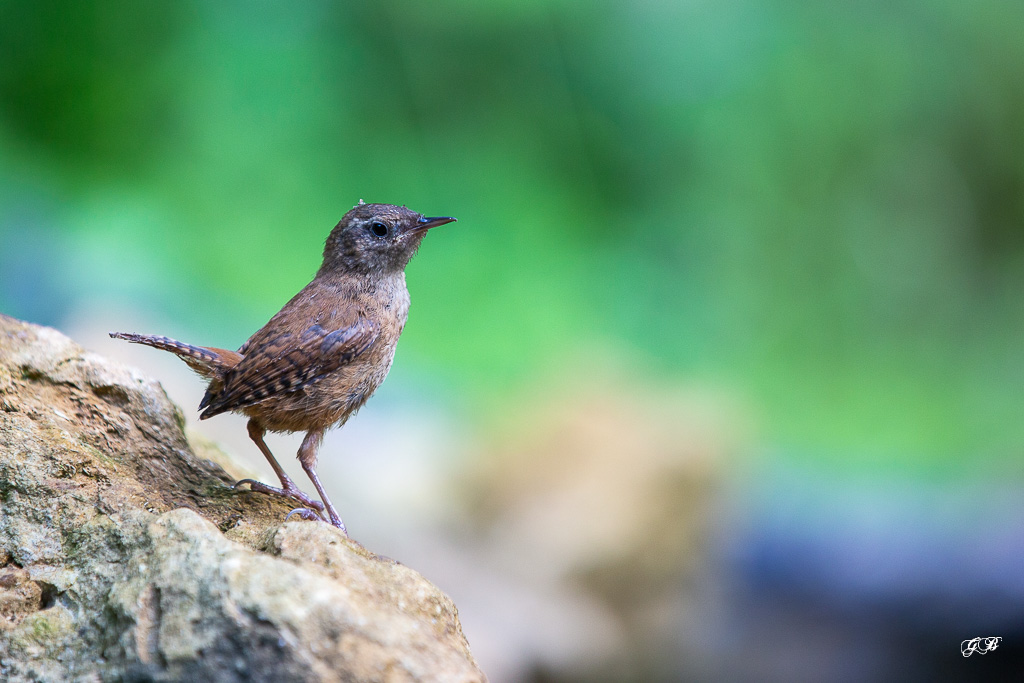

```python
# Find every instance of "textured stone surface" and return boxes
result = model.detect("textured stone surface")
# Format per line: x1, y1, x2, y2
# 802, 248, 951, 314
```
0, 314, 484, 682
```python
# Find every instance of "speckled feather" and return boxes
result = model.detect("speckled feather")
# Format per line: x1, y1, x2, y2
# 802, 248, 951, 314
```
199, 315, 379, 420
199, 274, 402, 433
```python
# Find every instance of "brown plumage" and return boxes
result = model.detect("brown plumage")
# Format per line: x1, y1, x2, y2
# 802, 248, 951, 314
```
111, 202, 456, 533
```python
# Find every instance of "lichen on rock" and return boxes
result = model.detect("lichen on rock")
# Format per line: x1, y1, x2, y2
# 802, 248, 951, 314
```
0, 314, 485, 682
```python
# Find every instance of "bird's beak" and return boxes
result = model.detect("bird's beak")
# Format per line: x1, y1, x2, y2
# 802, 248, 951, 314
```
408, 216, 457, 234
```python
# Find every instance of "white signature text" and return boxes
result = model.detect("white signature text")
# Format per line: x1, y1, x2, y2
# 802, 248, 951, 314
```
961, 637, 1001, 658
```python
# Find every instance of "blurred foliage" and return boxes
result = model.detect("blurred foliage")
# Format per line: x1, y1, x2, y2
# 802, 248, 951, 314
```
1, 0, 1023, 466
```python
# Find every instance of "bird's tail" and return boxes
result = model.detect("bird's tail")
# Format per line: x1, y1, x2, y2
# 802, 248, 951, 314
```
109, 332, 241, 379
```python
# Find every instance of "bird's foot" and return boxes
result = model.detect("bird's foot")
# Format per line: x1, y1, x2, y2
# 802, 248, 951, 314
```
284, 507, 324, 523
323, 507, 347, 533
233, 478, 326, 512
284, 502, 347, 533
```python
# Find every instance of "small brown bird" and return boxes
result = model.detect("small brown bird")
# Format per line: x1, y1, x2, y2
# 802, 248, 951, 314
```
111, 201, 455, 533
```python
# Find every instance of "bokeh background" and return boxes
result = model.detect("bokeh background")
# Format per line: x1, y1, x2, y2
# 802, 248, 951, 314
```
2, 1, 1023, 680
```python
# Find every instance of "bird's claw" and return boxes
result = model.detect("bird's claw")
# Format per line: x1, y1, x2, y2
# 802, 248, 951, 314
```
284, 507, 323, 523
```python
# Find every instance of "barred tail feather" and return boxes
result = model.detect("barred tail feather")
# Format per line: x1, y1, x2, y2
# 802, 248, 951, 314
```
108, 332, 241, 378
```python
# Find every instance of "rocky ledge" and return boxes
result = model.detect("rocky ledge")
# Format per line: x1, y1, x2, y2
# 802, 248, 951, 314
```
0, 314, 484, 683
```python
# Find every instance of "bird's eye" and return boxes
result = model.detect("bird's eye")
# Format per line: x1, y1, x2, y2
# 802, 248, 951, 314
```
370, 221, 389, 238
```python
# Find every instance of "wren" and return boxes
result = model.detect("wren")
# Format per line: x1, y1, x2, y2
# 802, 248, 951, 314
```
111, 202, 456, 533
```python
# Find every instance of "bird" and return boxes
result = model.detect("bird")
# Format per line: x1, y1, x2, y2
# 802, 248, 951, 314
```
110, 201, 456, 533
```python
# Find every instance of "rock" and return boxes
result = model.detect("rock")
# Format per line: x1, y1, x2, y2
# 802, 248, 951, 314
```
0, 314, 485, 683
462, 367, 733, 681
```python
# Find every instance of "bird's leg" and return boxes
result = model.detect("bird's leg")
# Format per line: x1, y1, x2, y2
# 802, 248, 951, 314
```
234, 418, 325, 514
297, 429, 347, 533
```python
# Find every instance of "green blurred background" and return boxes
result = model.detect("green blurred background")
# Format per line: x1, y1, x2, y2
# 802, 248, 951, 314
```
2, 1, 1023, 680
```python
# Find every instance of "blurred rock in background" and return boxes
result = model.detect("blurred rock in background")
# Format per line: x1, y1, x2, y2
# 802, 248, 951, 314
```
457, 366, 739, 681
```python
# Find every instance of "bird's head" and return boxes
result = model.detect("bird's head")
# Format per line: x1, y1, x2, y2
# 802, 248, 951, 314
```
320, 202, 456, 276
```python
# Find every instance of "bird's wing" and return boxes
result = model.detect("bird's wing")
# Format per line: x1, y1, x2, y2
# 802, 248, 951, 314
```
199, 317, 378, 419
